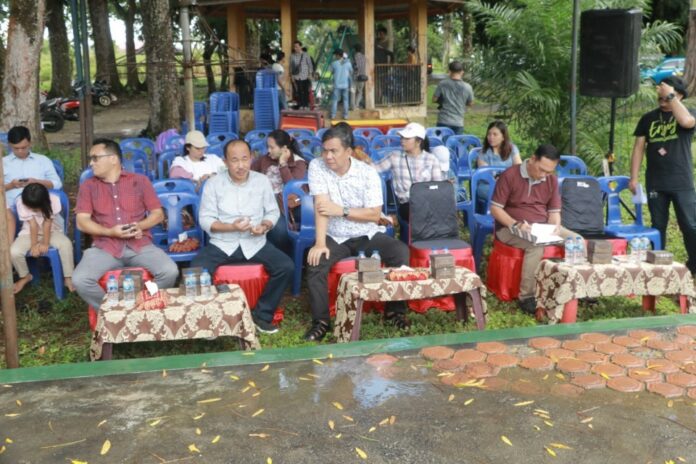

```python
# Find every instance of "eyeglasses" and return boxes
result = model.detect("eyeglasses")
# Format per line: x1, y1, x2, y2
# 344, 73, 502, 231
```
658, 97, 671, 102
89, 153, 114, 162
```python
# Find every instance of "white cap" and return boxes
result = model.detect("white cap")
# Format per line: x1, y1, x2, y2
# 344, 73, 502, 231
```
185, 130, 209, 148
397, 122, 426, 140
431, 145, 451, 172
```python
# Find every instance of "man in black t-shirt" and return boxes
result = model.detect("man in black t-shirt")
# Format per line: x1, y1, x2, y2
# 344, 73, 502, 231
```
630, 76, 696, 273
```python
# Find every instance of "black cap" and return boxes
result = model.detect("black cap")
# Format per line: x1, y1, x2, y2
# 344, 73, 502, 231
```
661, 76, 688, 99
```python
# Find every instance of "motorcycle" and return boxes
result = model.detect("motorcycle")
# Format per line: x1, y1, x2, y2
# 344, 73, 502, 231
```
40, 90, 80, 121
40, 98, 65, 133
73, 80, 117, 107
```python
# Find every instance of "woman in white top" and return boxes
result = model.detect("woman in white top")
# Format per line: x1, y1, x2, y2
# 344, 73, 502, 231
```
169, 130, 225, 189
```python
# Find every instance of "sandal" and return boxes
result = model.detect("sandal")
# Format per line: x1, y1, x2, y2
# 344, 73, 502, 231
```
304, 320, 330, 342
385, 312, 411, 331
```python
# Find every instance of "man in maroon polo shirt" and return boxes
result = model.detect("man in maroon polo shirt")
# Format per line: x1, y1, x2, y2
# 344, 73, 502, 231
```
72, 138, 179, 309
490, 144, 579, 314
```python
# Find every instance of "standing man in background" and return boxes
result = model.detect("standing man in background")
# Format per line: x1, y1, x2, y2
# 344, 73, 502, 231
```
330, 49, 353, 120
432, 61, 474, 135
290, 41, 313, 110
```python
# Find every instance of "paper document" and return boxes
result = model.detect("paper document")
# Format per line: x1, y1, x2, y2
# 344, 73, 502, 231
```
632, 183, 647, 205
511, 223, 564, 245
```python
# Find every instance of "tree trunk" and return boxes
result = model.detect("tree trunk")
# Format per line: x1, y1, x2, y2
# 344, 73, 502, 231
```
219, 43, 229, 90
0, 30, 6, 114
685, 5, 696, 97
1, 0, 47, 149
46, 0, 73, 98
141, 0, 180, 136
460, 6, 473, 58
123, 0, 140, 91
441, 14, 452, 68
88, 0, 123, 93
203, 39, 217, 94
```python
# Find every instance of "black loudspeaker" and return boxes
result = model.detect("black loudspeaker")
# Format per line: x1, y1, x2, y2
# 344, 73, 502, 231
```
579, 9, 641, 98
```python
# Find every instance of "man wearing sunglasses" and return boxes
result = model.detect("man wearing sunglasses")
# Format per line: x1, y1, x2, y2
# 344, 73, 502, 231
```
72, 138, 178, 309
630, 76, 696, 276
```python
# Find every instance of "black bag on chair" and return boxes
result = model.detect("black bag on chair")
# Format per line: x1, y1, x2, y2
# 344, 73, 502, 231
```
409, 181, 460, 242
561, 176, 605, 237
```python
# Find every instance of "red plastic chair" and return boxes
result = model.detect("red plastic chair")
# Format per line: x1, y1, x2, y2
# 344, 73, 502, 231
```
213, 264, 284, 325
88, 267, 154, 331
328, 258, 384, 317
486, 238, 627, 302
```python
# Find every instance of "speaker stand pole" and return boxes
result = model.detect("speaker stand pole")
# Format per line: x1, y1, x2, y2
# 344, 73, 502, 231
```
569, 0, 580, 155
607, 96, 617, 175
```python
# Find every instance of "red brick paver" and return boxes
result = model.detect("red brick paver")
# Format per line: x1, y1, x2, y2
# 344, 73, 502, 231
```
576, 351, 609, 364
646, 338, 680, 352
486, 353, 520, 368
647, 358, 681, 374
420, 346, 454, 361
628, 368, 663, 384
682, 363, 696, 376
580, 333, 613, 344
433, 359, 464, 372
611, 353, 645, 368
528, 337, 561, 350
594, 342, 627, 355
545, 348, 576, 361
480, 377, 509, 391
628, 329, 662, 341
665, 350, 696, 364
612, 335, 642, 348
551, 383, 584, 397
366, 354, 399, 368
520, 356, 555, 371
571, 374, 606, 390
561, 340, 594, 352
440, 372, 472, 386
687, 388, 696, 400
665, 372, 696, 388
557, 358, 591, 375
647, 382, 684, 398
677, 325, 696, 338
673, 334, 694, 348
465, 362, 501, 378
452, 349, 486, 364
607, 376, 644, 393
476, 341, 507, 354
592, 363, 626, 378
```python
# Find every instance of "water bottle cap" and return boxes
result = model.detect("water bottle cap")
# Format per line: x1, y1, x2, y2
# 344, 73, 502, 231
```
202, 269, 208, 273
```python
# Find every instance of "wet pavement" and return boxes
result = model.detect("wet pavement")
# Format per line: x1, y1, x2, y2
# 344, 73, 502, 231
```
3, 327, 696, 463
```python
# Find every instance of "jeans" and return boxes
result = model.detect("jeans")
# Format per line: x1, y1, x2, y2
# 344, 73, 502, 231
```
647, 189, 696, 273
266, 215, 292, 256
306, 233, 409, 323
191, 242, 294, 323
331, 87, 350, 119
354, 81, 365, 109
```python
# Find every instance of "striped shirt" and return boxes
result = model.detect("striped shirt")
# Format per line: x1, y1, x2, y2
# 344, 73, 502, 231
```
354, 51, 366, 76
290, 52, 313, 81
374, 150, 442, 203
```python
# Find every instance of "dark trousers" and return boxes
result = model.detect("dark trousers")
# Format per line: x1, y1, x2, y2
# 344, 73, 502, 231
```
191, 242, 294, 323
398, 202, 410, 222
295, 79, 311, 108
306, 232, 410, 323
648, 189, 696, 273
267, 215, 292, 256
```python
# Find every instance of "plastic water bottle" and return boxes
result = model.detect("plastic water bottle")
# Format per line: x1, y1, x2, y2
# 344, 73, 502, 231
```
574, 236, 585, 264
630, 237, 641, 264
199, 268, 212, 298
122, 275, 136, 306
358, 250, 366, 259
564, 238, 574, 265
185, 271, 197, 300
640, 236, 651, 262
106, 275, 119, 304
371, 250, 382, 265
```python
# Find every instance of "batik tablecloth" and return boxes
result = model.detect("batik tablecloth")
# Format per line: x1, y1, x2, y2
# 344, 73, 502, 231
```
334, 267, 487, 342
535, 258, 696, 323
90, 286, 260, 360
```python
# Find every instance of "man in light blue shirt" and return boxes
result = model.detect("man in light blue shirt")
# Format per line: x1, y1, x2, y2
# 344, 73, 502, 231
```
330, 49, 353, 120
192, 140, 293, 334
3, 125, 62, 207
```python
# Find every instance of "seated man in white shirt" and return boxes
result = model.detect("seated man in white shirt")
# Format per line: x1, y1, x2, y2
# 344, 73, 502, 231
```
191, 140, 294, 334
304, 126, 411, 341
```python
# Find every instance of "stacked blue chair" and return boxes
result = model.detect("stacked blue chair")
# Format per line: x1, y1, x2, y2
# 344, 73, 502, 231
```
287, 128, 315, 139
371, 135, 401, 151
256, 70, 278, 89
154, 192, 203, 263
283, 179, 316, 295
209, 92, 240, 135
208, 112, 235, 135
254, 88, 280, 130
353, 127, 382, 142
557, 155, 588, 177
470, 167, 506, 270
597, 176, 662, 250
206, 132, 238, 147
426, 126, 455, 142
21, 189, 70, 299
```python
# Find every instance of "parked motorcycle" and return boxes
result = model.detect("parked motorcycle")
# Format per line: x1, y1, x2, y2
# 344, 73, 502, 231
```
73, 80, 117, 107
40, 90, 80, 121
40, 98, 65, 133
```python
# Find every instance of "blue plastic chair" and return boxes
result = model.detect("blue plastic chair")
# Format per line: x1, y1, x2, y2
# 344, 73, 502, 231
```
370, 147, 398, 164
470, 167, 506, 270
79, 167, 93, 185
446, 134, 482, 161
426, 126, 455, 141
283, 179, 315, 295
120, 137, 156, 158
206, 132, 238, 147
557, 155, 588, 177
316, 127, 330, 140
457, 146, 480, 184
295, 136, 323, 158
152, 178, 197, 195
427, 136, 444, 149
353, 135, 370, 152
157, 150, 179, 179
153, 191, 202, 263
210, 91, 240, 112
207, 143, 224, 158
51, 159, 64, 183
244, 129, 270, 144
353, 127, 383, 142
597, 176, 662, 250
162, 135, 185, 155
250, 140, 267, 158
370, 134, 401, 151
22, 189, 70, 299
386, 127, 405, 136
286, 128, 316, 139
379, 175, 395, 238
122, 148, 151, 179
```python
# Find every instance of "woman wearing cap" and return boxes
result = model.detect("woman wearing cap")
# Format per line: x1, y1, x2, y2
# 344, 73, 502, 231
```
475, 120, 521, 213
374, 122, 441, 223
251, 129, 308, 254
169, 130, 226, 190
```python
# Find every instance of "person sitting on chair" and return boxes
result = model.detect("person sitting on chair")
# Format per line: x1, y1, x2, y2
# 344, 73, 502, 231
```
72, 138, 179, 310
304, 127, 411, 342
490, 144, 579, 315
168, 130, 225, 190
192, 140, 294, 335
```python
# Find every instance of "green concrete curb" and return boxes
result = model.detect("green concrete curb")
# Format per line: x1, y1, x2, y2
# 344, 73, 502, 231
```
2, 314, 696, 384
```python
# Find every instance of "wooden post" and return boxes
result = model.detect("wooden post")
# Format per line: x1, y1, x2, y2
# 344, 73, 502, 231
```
227, 4, 246, 91
0, 146, 20, 368
412, 0, 428, 106
281, 1, 293, 103
363, 0, 375, 109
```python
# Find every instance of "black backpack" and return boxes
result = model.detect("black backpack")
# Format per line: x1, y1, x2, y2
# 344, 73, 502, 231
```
560, 176, 605, 237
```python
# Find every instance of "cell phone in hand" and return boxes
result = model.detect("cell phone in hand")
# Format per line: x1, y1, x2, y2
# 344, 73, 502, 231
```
18, 178, 28, 183
121, 224, 135, 231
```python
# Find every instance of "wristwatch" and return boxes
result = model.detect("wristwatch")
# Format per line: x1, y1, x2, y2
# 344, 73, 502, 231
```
666, 92, 675, 102
342, 206, 350, 217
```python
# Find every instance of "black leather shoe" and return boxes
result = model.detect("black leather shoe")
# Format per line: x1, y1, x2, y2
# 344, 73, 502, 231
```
385, 312, 411, 331
304, 320, 330, 342
518, 297, 537, 315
